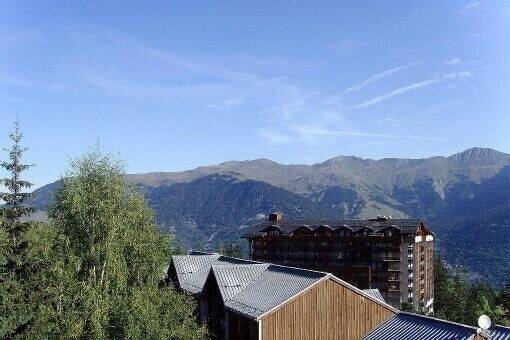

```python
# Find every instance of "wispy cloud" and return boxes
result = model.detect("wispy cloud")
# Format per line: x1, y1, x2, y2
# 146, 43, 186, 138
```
424, 99, 464, 116
369, 99, 467, 127
289, 123, 446, 141
468, 32, 487, 38
353, 71, 472, 109
82, 28, 453, 146
460, 1, 481, 13
0, 74, 33, 88
79, 73, 228, 103
0, 29, 45, 47
207, 97, 244, 110
2, 25, 452, 151
353, 78, 440, 109
0, 96, 31, 106
443, 71, 472, 78
444, 58, 461, 65
371, 117, 433, 126
342, 62, 422, 95
328, 39, 365, 53
258, 129, 291, 144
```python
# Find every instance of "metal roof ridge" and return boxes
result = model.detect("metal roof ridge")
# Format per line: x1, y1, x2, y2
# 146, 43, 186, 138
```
216, 255, 263, 264
211, 264, 271, 305
264, 262, 331, 276
492, 324, 510, 330
397, 311, 478, 331
188, 250, 217, 255
211, 263, 269, 269
172, 253, 219, 259
254, 275, 330, 320
215, 263, 329, 320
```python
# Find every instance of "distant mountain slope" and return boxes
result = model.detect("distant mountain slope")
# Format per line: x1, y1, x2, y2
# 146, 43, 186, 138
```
30, 147, 510, 284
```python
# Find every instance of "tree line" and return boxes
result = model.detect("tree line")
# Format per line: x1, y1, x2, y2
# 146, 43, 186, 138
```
1, 122, 509, 338
0, 122, 205, 338
401, 251, 510, 326
433, 252, 510, 326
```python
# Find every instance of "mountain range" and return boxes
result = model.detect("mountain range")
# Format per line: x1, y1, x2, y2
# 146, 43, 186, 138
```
30, 147, 510, 284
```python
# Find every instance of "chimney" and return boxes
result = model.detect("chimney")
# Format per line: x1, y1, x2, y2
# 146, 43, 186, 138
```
268, 212, 283, 222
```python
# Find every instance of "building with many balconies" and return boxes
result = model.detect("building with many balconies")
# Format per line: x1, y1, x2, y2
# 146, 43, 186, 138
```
243, 213, 435, 311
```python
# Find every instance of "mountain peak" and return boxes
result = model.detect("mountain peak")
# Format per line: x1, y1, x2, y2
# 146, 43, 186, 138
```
219, 158, 281, 167
320, 155, 367, 166
448, 147, 509, 165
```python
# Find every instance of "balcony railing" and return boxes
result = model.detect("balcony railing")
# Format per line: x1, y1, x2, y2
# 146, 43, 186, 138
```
388, 264, 402, 272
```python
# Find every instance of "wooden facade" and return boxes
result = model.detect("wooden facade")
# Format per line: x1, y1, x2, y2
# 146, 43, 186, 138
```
199, 272, 395, 340
167, 252, 486, 340
259, 277, 395, 340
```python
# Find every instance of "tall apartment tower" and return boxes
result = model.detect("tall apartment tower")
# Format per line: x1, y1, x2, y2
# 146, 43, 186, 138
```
244, 213, 434, 312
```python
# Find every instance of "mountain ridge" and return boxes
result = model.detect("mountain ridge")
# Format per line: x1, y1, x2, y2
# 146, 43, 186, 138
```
30, 147, 510, 283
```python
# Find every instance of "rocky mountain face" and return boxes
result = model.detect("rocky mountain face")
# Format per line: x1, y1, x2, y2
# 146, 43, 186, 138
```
30, 147, 510, 283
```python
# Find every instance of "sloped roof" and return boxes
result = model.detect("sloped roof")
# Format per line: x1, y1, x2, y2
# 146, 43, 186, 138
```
170, 253, 258, 294
487, 325, 510, 340
171, 253, 397, 321
208, 263, 397, 320
212, 264, 270, 302
223, 264, 328, 319
244, 218, 426, 237
362, 289, 385, 303
363, 312, 478, 340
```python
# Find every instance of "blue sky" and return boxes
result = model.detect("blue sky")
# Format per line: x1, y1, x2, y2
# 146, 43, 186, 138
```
1, 1, 509, 188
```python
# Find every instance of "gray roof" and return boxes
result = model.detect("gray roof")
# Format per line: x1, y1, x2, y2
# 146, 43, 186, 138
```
244, 218, 426, 237
363, 312, 478, 340
362, 289, 385, 303
212, 264, 270, 301
172, 253, 397, 321
487, 325, 510, 340
217, 264, 328, 319
171, 253, 258, 294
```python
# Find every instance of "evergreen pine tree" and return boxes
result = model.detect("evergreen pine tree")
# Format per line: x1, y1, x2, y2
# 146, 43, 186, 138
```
1, 121, 35, 247
0, 121, 36, 338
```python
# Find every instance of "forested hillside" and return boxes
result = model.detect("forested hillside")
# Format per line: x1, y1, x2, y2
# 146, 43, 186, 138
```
30, 147, 510, 283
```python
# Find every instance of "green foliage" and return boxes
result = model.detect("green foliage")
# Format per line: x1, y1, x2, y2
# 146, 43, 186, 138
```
401, 299, 419, 313
500, 283, 510, 317
0, 121, 37, 338
1, 121, 35, 235
434, 252, 510, 327
217, 242, 243, 258
1, 148, 205, 338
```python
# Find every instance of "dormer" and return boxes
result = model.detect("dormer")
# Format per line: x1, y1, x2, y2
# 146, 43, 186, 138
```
356, 226, 374, 236
380, 225, 402, 237
292, 225, 313, 236
334, 225, 354, 236
261, 225, 283, 236
314, 225, 333, 236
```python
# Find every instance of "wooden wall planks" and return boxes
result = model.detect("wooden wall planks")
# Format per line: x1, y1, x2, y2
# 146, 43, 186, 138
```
260, 278, 394, 340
